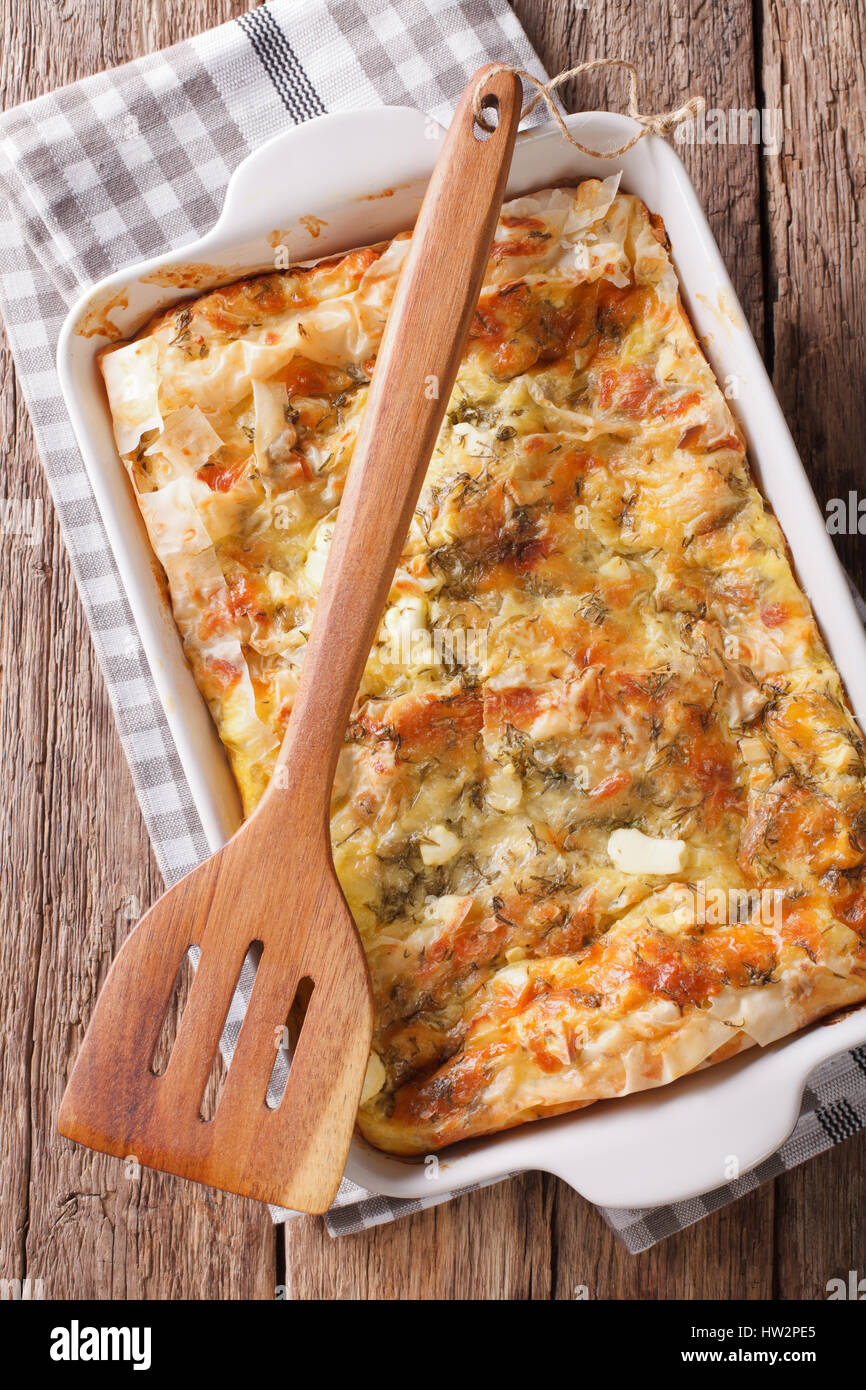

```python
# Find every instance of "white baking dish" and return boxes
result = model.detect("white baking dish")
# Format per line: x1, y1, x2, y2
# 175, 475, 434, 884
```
57, 107, 866, 1211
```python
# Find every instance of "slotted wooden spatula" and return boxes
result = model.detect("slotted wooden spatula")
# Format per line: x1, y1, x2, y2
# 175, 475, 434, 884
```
58, 65, 522, 1213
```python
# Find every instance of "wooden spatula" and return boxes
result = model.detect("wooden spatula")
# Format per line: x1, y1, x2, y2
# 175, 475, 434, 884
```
58, 65, 522, 1213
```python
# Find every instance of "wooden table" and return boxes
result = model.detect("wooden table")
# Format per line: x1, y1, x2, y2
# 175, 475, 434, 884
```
2, 0, 864, 1300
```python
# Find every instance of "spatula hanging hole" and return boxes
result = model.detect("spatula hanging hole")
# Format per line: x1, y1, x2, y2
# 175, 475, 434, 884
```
266, 976, 315, 1109
474, 93, 500, 141
150, 948, 198, 1077
199, 940, 263, 1122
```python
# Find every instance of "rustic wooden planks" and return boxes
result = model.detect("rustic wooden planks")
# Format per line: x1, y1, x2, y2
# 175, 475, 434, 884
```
761, 0, 866, 1299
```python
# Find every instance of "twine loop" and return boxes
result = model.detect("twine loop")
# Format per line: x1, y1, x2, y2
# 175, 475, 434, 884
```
474, 59, 705, 158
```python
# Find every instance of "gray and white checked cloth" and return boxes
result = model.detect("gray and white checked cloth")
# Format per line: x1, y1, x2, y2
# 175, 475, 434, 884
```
1, 0, 864, 1255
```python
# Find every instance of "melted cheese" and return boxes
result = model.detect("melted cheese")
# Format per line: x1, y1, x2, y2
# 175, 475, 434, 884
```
101, 183, 866, 1156
608, 828, 687, 875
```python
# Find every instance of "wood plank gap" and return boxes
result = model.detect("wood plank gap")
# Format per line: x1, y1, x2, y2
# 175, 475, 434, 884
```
752, 0, 776, 373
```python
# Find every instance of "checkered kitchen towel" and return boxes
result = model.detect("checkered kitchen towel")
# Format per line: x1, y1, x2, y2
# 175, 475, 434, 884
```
0, 0, 864, 1256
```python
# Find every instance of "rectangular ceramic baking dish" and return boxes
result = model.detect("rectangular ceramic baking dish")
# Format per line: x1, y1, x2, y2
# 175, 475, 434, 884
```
57, 107, 866, 1211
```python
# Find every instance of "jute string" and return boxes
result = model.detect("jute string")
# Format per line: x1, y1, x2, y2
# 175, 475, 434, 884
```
474, 59, 705, 158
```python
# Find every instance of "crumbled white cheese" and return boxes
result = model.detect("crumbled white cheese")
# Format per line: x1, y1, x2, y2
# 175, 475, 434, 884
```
599, 555, 631, 582
526, 708, 572, 740
422, 893, 470, 927
384, 593, 428, 640
452, 422, 494, 457
383, 593, 436, 665
486, 763, 522, 813
607, 827, 687, 876
420, 824, 461, 866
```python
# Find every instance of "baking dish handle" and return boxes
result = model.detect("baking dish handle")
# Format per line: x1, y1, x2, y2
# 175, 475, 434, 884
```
209, 107, 438, 247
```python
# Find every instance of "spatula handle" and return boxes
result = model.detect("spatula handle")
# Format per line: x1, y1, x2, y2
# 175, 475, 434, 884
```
264, 65, 522, 820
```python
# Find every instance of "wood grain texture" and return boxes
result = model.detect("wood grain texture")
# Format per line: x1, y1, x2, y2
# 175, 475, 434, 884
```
0, 0, 863, 1300
759, 0, 866, 1300
0, 0, 275, 1302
